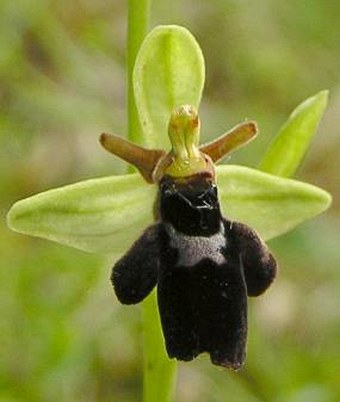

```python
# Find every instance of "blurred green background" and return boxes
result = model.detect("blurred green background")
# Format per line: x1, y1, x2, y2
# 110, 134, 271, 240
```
1, 1, 340, 401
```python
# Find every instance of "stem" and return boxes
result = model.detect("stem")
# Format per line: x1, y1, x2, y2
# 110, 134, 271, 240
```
127, 0, 150, 145
127, 2, 178, 401
142, 292, 177, 402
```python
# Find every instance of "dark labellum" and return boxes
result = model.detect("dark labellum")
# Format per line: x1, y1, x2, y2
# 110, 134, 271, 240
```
112, 173, 277, 369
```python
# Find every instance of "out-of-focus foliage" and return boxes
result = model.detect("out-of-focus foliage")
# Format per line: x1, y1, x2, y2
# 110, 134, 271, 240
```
1, 1, 339, 401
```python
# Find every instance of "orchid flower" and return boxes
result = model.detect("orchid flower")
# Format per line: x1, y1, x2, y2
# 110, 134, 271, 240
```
6, 25, 331, 401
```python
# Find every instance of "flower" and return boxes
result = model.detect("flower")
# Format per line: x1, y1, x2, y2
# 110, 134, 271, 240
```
6, 25, 331, 371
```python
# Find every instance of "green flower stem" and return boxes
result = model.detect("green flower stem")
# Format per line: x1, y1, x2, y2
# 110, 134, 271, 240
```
127, 2, 178, 402
127, 0, 151, 145
143, 292, 177, 402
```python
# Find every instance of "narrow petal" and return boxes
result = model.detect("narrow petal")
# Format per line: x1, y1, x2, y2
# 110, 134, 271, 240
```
100, 133, 165, 183
216, 165, 332, 240
201, 121, 258, 163
7, 174, 156, 254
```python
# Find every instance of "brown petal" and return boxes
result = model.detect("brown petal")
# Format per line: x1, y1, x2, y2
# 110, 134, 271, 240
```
100, 133, 166, 183
200, 121, 258, 163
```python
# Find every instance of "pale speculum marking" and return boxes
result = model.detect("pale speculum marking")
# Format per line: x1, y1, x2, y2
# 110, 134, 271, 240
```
166, 224, 226, 267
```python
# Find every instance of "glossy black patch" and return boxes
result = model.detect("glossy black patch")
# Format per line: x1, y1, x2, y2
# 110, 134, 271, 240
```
159, 174, 221, 236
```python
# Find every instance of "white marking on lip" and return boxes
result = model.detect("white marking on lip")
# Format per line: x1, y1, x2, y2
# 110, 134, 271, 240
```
166, 224, 226, 267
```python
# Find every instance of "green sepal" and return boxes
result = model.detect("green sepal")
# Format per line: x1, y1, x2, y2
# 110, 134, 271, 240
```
259, 90, 328, 177
133, 25, 205, 149
217, 165, 332, 240
7, 174, 156, 255
7, 165, 331, 255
